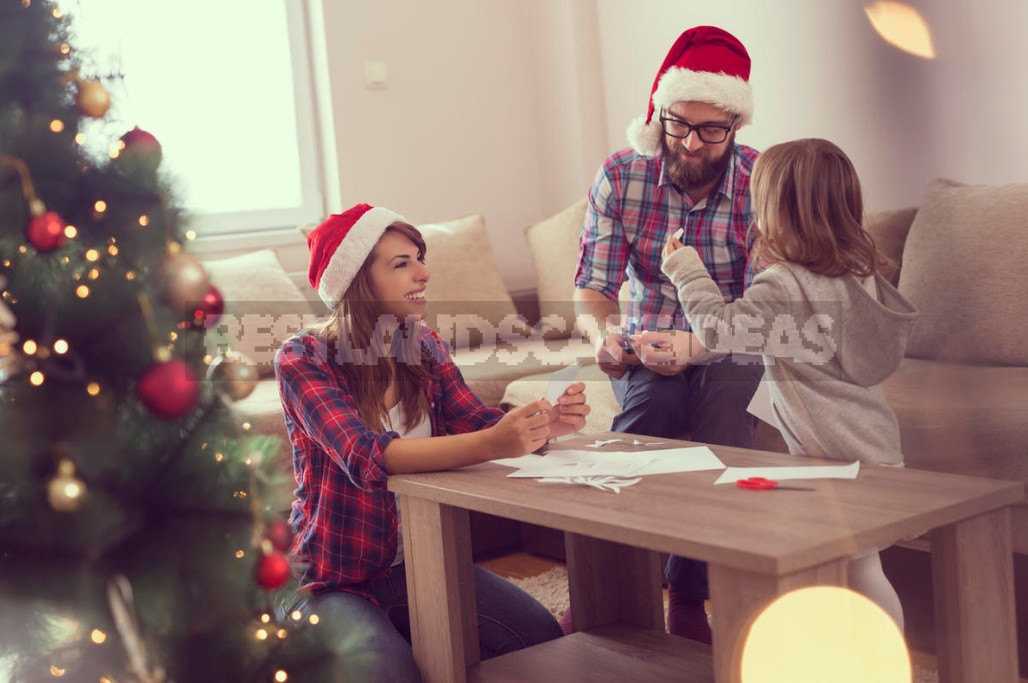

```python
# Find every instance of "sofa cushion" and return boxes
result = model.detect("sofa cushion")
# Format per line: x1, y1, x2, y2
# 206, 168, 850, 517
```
865, 207, 917, 287
452, 336, 595, 407
898, 178, 1028, 365
418, 214, 524, 347
882, 357, 1028, 487
526, 199, 587, 338
203, 249, 320, 377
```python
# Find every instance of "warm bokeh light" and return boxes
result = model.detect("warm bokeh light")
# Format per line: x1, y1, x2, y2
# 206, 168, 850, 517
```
260, 613, 271, 624
277, 629, 287, 639
108, 245, 118, 256
93, 200, 107, 213
86, 382, 101, 396
53, 339, 68, 354
864, 1, 936, 59
274, 671, 288, 682
742, 586, 910, 682
139, 215, 150, 227
308, 614, 319, 625
75, 285, 90, 298
235, 549, 245, 558
85, 249, 99, 262
30, 371, 44, 386
63, 225, 77, 238
87, 269, 99, 280
90, 629, 107, 644
255, 628, 268, 641
23, 339, 38, 355
184, 230, 197, 240
290, 610, 302, 622
49, 119, 64, 133
48, 665, 64, 677
215, 452, 225, 463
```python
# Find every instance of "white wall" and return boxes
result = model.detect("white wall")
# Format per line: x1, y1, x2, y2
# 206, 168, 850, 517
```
595, 0, 1028, 211
318, 0, 606, 293
209, 0, 1027, 290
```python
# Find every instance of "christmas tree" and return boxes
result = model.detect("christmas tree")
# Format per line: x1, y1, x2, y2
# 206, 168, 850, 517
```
0, 1, 344, 679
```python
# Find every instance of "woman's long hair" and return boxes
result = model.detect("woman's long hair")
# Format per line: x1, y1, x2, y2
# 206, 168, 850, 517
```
310, 222, 432, 433
750, 138, 882, 278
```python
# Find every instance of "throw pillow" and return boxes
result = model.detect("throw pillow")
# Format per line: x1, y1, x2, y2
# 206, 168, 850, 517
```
525, 199, 587, 339
898, 178, 1028, 365
203, 248, 319, 377
418, 213, 523, 348
865, 207, 918, 287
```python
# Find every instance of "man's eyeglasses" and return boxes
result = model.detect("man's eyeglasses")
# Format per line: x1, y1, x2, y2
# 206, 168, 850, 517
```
658, 111, 737, 144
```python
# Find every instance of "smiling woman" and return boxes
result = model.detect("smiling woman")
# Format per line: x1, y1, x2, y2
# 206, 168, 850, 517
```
57, 0, 335, 235
271, 202, 594, 682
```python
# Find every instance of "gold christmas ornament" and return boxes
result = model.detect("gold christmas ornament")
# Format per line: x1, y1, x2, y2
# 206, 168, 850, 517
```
155, 251, 209, 314
0, 274, 20, 380
76, 79, 111, 118
47, 459, 86, 512
206, 351, 259, 401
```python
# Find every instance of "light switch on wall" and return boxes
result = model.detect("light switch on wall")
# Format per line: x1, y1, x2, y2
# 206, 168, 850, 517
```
364, 60, 388, 89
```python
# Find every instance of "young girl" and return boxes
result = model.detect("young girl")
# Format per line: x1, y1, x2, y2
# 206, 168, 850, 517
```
276, 203, 590, 682
657, 138, 916, 629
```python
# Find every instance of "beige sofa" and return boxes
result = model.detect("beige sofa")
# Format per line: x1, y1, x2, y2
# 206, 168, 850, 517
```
202, 178, 1028, 671
501, 180, 1028, 672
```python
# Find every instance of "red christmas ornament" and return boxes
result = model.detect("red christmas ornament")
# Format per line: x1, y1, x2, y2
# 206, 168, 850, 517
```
255, 551, 291, 589
193, 284, 224, 329
26, 211, 67, 252
116, 126, 163, 176
265, 520, 293, 554
136, 359, 200, 419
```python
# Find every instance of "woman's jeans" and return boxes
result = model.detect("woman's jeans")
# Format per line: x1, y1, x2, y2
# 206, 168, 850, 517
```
285, 565, 562, 683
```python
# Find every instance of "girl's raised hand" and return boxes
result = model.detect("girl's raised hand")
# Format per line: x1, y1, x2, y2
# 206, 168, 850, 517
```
663, 234, 684, 261
545, 381, 590, 438
487, 399, 552, 458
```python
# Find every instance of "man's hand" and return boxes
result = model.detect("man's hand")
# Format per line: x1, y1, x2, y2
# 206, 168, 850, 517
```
544, 381, 591, 438
631, 329, 706, 376
594, 328, 639, 379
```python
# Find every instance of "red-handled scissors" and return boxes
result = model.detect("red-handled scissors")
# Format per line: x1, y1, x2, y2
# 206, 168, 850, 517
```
736, 477, 815, 491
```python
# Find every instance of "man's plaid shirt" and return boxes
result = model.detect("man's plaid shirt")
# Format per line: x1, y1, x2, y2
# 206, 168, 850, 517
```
275, 325, 502, 601
575, 144, 759, 332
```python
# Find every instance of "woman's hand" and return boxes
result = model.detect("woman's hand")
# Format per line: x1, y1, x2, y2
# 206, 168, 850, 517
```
486, 399, 552, 458
545, 381, 590, 438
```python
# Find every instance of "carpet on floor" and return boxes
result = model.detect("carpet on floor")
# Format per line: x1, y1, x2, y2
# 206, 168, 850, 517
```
506, 565, 938, 683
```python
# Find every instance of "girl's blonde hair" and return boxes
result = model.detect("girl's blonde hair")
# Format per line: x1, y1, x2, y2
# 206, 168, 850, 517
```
310, 222, 432, 433
750, 138, 881, 278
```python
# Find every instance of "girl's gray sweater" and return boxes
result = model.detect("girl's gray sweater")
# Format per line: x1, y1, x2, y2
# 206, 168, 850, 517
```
662, 247, 918, 465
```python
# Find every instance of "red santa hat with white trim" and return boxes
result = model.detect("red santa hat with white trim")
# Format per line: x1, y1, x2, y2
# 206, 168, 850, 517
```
307, 203, 406, 308
627, 26, 754, 157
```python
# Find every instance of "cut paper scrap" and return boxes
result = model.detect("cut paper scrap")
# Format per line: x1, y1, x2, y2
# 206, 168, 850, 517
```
630, 438, 665, 446
746, 380, 777, 429
537, 476, 642, 494
586, 438, 622, 448
544, 361, 581, 405
714, 461, 860, 485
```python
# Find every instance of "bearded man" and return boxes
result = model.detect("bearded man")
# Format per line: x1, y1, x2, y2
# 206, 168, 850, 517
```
572, 26, 765, 645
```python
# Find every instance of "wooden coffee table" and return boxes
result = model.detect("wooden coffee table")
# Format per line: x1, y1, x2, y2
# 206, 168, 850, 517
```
389, 433, 1023, 683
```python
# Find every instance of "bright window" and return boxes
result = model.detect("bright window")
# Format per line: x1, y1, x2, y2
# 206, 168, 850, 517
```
59, 0, 331, 235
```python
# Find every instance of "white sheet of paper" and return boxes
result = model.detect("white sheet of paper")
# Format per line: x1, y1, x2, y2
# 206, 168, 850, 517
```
506, 447, 724, 478
544, 362, 581, 405
628, 446, 725, 475
713, 460, 860, 485
490, 454, 546, 468
746, 380, 777, 428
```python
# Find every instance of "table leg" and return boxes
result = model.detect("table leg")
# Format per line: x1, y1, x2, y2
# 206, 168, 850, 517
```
931, 507, 1018, 683
564, 532, 664, 632
399, 495, 478, 683
708, 559, 848, 683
